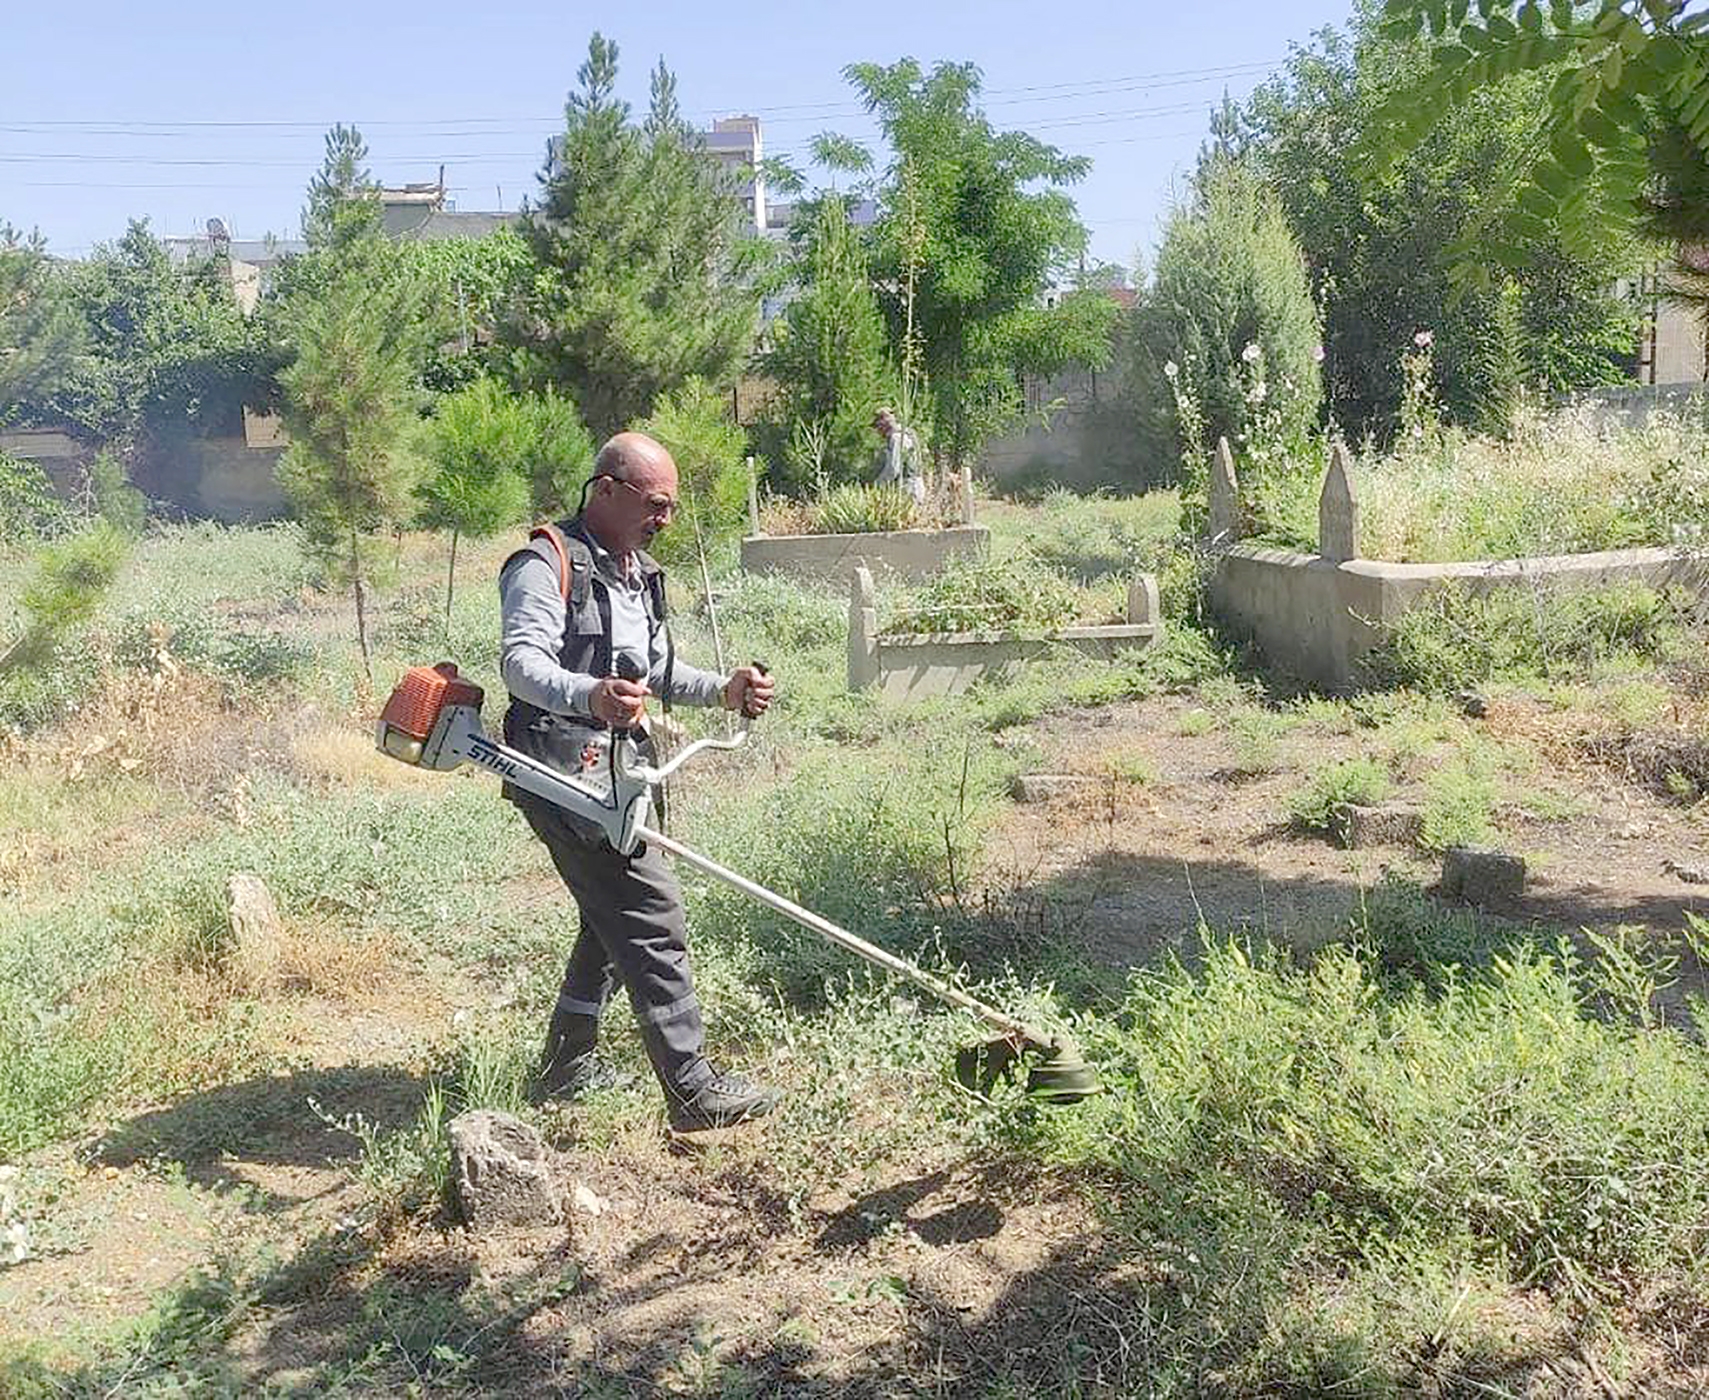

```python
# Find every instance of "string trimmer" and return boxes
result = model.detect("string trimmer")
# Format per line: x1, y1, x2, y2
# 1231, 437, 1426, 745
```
374, 662, 1100, 1104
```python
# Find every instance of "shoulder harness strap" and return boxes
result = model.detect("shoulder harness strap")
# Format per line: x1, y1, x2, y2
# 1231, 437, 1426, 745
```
528, 522, 592, 609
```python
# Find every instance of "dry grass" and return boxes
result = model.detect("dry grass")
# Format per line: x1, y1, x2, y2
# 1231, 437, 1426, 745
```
290, 723, 440, 792
1351, 403, 1709, 562
272, 924, 402, 998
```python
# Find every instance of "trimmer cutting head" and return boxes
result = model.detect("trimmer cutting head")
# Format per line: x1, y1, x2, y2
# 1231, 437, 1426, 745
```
954, 1032, 1103, 1105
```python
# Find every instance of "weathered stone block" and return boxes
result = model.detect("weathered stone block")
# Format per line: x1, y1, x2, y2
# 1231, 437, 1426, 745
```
1344, 803, 1424, 850
226, 872, 283, 988
1441, 846, 1526, 906
447, 1110, 561, 1228
1010, 774, 1096, 804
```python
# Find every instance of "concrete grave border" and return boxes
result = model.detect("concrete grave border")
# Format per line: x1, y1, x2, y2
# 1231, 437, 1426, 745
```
1204, 439, 1707, 690
847, 566, 1163, 701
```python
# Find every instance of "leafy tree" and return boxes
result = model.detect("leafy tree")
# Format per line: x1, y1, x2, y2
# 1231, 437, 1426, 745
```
840, 59, 1119, 473
505, 33, 763, 439
757, 196, 900, 494
1363, 0, 1708, 285
634, 378, 749, 582
46, 220, 267, 455
276, 274, 422, 681
418, 378, 595, 622
1243, 11, 1638, 436
1128, 159, 1323, 481
0, 225, 84, 426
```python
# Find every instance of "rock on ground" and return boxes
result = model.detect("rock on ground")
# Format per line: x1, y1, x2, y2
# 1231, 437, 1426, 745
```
1441, 846, 1526, 908
447, 1110, 562, 1228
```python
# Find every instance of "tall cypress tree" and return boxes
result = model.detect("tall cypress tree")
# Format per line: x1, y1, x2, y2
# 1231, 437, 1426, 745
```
505, 33, 761, 439
758, 197, 899, 493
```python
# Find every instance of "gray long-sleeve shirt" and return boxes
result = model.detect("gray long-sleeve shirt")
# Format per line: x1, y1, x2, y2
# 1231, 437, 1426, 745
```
499, 531, 726, 722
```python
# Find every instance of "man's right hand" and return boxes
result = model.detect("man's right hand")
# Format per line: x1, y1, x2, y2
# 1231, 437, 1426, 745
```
588, 677, 649, 728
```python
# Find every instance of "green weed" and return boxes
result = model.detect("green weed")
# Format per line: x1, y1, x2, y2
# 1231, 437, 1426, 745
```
1419, 756, 1499, 852
1288, 757, 1391, 840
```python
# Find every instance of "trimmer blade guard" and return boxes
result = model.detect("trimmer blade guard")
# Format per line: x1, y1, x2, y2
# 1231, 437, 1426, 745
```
377, 662, 483, 765
954, 1034, 1103, 1105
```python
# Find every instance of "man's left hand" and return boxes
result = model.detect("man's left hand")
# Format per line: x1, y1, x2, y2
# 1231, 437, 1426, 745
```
722, 666, 775, 719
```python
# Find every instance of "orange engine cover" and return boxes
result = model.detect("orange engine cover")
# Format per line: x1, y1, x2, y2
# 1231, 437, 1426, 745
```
379, 662, 485, 740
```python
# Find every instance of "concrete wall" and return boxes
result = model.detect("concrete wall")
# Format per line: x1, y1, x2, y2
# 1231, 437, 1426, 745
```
1558, 383, 1707, 429
1212, 544, 1707, 690
741, 525, 989, 585
134, 437, 287, 523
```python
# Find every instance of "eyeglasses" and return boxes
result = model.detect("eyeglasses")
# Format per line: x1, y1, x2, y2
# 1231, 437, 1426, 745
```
604, 476, 678, 518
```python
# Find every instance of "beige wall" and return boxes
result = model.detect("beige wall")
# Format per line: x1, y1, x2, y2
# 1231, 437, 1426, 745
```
1642, 287, 1708, 386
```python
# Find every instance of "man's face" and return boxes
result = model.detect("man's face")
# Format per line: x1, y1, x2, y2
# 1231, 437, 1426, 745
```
874, 413, 895, 440
600, 455, 680, 554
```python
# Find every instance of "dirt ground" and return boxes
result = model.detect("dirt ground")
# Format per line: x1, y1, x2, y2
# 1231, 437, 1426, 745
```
4, 684, 1708, 1394
981, 693, 1707, 973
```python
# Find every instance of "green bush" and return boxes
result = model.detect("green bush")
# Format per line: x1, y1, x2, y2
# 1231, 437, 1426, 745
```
0, 452, 68, 543
1364, 580, 1686, 692
1288, 757, 1391, 840
1029, 936, 1709, 1303
807, 483, 920, 535
886, 551, 1080, 634
635, 378, 750, 570
1419, 757, 1498, 853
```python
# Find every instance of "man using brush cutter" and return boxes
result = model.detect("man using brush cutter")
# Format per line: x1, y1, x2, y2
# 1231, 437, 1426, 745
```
498, 431, 778, 1131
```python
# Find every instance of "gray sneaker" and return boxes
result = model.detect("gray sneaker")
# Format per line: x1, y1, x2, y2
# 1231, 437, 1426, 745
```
668, 1070, 781, 1131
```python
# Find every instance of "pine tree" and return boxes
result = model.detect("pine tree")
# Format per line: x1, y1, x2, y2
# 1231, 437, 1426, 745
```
302, 123, 383, 253
505, 33, 761, 439
277, 275, 421, 681
0, 225, 84, 425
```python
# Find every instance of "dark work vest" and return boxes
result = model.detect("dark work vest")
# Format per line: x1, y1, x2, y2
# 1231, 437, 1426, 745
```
500, 516, 674, 788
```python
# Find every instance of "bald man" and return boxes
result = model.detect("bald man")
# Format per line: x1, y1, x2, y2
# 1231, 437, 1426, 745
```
498, 432, 779, 1131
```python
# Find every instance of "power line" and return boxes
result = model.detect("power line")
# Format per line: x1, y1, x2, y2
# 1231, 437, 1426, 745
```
0, 58, 1284, 135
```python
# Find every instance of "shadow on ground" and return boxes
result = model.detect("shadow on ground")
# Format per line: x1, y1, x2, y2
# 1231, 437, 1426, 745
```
90, 1064, 428, 1205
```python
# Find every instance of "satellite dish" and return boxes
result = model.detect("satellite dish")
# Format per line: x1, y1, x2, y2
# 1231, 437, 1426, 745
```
206, 217, 230, 242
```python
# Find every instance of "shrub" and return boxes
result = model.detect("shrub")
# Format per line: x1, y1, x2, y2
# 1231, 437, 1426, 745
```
0, 452, 68, 544
1364, 579, 1686, 692
1127, 160, 1323, 499
1031, 937, 1709, 1297
886, 551, 1079, 634
807, 483, 920, 535
635, 378, 749, 571
1288, 757, 1391, 840
1419, 757, 1498, 853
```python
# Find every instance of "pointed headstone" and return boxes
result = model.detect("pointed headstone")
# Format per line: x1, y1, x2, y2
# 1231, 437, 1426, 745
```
1318, 442, 1360, 562
848, 565, 879, 691
1208, 437, 1239, 544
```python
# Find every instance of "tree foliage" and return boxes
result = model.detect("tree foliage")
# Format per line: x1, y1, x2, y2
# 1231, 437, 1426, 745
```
277, 273, 421, 678
840, 59, 1118, 472
302, 123, 384, 254
634, 378, 750, 571
1128, 159, 1324, 478
506, 33, 763, 440
1364, 0, 1709, 289
0, 226, 84, 427
756, 196, 899, 494
48, 220, 268, 447
1243, 11, 1638, 436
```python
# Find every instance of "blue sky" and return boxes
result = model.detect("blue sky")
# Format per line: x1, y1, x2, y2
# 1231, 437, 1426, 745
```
2, 0, 1356, 271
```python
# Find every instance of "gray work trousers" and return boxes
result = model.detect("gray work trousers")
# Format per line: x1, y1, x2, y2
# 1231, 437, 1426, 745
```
521, 799, 712, 1096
